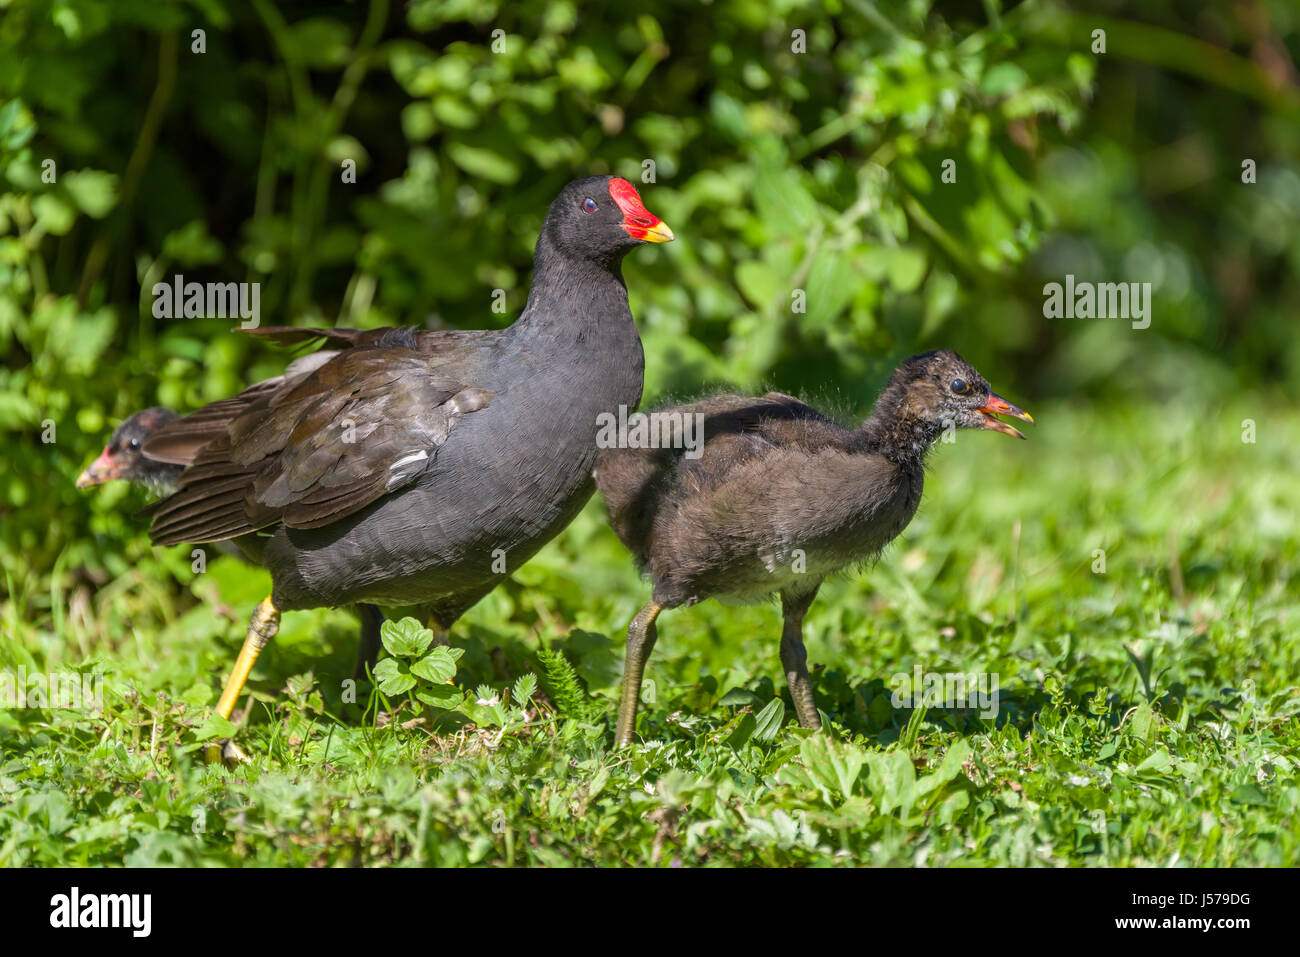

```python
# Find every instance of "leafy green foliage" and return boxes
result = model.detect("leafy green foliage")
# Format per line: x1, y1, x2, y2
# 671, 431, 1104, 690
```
537, 648, 598, 724
372, 617, 466, 711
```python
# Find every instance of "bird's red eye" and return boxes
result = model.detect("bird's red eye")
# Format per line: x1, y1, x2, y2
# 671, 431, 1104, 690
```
582, 198, 598, 213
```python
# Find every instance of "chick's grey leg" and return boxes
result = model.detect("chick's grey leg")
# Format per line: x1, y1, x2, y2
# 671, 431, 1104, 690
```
780, 586, 822, 730
616, 601, 662, 747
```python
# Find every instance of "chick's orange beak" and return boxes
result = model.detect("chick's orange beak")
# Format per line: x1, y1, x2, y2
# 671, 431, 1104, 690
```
976, 393, 1034, 440
608, 177, 674, 243
76, 447, 118, 488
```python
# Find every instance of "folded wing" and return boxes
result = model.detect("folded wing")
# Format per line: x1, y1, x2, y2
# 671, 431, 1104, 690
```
141, 333, 494, 544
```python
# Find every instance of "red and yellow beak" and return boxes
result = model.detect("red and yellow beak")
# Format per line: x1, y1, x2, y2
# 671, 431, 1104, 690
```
608, 177, 674, 243
976, 393, 1034, 440
76, 446, 120, 488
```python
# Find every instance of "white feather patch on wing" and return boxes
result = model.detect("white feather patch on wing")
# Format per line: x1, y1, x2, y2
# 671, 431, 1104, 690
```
386, 449, 430, 489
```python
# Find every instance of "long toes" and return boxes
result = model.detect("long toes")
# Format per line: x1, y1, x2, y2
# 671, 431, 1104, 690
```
206, 738, 251, 766
222, 739, 252, 764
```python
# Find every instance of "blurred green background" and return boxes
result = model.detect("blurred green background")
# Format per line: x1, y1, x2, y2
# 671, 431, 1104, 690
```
2, 0, 1297, 601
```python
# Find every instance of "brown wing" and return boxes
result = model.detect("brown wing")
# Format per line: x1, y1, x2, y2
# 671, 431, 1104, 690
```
140, 350, 345, 466
141, 324, 493, 466
141, 345, 493, 544
595, 392, 839, 563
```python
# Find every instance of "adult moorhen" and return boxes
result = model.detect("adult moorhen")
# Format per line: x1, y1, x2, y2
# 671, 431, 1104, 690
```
139, 175, 672, 759
76, 407, 386, 678
594, 350, 1032, 746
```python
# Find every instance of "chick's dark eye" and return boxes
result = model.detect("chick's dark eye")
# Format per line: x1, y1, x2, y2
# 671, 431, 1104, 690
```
129, 437, 141, 450
582, 198, 598, 213
950, 378, 967, 394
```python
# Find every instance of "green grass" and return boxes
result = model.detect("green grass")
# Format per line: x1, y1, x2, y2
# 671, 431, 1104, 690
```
1, 398, 1298, 866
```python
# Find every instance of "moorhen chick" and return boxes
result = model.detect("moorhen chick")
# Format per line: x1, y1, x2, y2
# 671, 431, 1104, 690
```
138, 176, 672, 759
76, 408, 182, 492
76, 406, 386, 678
594, 350, 1032, 746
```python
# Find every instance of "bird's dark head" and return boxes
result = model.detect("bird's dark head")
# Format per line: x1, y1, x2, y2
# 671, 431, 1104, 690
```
76, 407, 181, 489
867, 350, 1033, 459
540, 176, 674, 265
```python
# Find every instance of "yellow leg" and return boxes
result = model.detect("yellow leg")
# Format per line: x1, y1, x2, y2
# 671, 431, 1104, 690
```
206, 596, 280, 765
